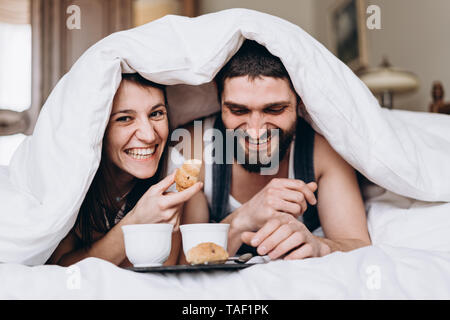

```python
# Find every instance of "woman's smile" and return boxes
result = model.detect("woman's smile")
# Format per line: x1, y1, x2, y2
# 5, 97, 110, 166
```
124, 145, 158, 161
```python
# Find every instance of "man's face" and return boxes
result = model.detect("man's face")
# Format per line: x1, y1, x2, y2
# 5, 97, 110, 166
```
221, 76, 298, 172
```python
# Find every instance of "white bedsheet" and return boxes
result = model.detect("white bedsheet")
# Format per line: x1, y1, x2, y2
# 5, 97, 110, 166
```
1, 188, 449, 299
0, 8, 449, 299
1, 247, 449, 299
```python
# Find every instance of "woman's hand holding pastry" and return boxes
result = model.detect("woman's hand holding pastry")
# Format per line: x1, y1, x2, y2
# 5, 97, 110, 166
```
127, 171, 203, 230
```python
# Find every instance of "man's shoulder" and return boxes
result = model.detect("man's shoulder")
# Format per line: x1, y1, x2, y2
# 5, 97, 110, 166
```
170, 113, 218, 150
314, 133, 331, 155
313, 133, 345, 179
176, 113, 219, 138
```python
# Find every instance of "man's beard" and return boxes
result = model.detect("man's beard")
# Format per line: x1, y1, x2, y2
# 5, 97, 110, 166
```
233, 121, 297, 174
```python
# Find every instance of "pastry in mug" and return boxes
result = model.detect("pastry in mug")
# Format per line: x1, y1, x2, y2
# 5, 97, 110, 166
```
175, 159, 202, 192
186, 242, 229, 265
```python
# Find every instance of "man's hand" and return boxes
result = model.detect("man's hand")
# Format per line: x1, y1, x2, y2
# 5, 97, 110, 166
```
241, 214, 331, 260
231, 178, 318, 233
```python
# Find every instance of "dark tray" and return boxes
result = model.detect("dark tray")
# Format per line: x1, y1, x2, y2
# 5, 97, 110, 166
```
127, 263, 259, 273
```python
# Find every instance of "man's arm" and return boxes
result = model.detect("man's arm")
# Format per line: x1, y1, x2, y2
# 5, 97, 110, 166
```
241, 134, 370, 259
221, 207, 248, 256
313, 134, 371, 252
223, 179, 317, 256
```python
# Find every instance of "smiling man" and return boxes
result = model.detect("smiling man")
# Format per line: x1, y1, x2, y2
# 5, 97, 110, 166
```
181, 40, 371, 260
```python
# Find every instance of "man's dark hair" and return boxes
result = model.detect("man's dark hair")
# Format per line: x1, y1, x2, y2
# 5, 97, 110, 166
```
215, 39, 299, 103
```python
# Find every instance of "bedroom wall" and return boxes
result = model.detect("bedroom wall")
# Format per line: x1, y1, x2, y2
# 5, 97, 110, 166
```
314, 0, 450, 112
201, 0, 450, 112
199, 0, 316, 36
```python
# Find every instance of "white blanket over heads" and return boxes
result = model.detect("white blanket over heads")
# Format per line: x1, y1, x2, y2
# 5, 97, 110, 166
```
0, 8, 449, 276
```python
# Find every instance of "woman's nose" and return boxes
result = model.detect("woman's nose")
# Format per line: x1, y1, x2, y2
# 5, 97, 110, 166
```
135, 118, 157, 143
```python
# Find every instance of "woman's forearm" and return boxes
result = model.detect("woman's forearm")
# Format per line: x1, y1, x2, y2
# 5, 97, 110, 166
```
57, 215, 135, 266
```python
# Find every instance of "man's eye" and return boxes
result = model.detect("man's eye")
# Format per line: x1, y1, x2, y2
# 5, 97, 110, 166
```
264, 107, 286, 114
116, 116, 132, 122
230, 109, 248, 115
150, 110, 166, 120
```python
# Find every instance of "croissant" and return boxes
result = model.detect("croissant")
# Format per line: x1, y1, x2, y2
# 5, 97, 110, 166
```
175, 159, 202, 192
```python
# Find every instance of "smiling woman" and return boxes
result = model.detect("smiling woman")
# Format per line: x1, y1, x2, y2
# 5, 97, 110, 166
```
46, 73, 203, 267
77, 74, 169, 247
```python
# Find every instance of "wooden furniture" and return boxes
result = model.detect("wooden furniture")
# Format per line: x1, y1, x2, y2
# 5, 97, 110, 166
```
429, 81, 450, 114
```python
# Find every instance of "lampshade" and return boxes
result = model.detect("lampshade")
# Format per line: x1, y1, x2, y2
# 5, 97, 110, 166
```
359, 57, 419, 94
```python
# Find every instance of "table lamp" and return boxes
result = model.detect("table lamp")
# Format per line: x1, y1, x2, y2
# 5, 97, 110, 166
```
359, 57, 419, 109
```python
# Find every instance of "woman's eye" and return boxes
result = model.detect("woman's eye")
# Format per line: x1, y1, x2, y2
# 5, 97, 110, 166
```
116, 116, 132, 122
149, 110, 166, 120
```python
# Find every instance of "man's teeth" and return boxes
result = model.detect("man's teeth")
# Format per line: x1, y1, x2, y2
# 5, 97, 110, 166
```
126, 147, 156, 159
248, 137, 270, 145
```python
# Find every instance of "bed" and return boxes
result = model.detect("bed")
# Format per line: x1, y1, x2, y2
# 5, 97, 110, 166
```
0, 9, 449, 299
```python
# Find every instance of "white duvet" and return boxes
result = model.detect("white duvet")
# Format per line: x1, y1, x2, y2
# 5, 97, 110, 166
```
0, 9, 449, 299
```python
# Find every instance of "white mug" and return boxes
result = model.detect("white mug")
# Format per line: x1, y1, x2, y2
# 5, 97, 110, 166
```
122, 224, 173, 267
179, 223, 230, 256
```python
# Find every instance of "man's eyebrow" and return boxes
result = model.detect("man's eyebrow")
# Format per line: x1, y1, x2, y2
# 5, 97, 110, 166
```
262, 101, 292, 108
223, 101, 249, 109
223, 101, 292, 108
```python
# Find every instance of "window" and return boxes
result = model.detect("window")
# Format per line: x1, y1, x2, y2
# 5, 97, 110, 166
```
0, 0, 31, 165
0, 22, 31, 112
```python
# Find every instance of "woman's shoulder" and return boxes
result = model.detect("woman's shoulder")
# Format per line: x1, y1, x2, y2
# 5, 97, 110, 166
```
167, 114, 218, 179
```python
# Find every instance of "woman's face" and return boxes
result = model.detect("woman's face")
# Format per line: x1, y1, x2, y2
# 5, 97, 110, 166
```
104, 80, 169, 185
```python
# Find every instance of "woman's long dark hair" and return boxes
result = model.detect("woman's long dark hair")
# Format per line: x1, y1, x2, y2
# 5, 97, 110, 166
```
75, 73, 169, 248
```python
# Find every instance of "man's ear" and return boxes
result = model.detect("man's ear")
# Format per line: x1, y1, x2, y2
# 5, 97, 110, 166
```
296, 96, 304, 115
297, 97, 310, 121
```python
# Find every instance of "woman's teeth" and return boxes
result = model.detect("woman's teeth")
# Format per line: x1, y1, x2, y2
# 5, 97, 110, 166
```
126, 147, 156, 160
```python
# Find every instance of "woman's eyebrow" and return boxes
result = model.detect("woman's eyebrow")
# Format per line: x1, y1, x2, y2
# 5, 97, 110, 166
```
150, 103, 167, 110
111, 104, 166, 116
111, 109, 136, 116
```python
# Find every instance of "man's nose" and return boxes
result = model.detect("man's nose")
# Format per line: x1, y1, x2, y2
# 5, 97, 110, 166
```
246, 113, 267, 139
135, 118, 157, 143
